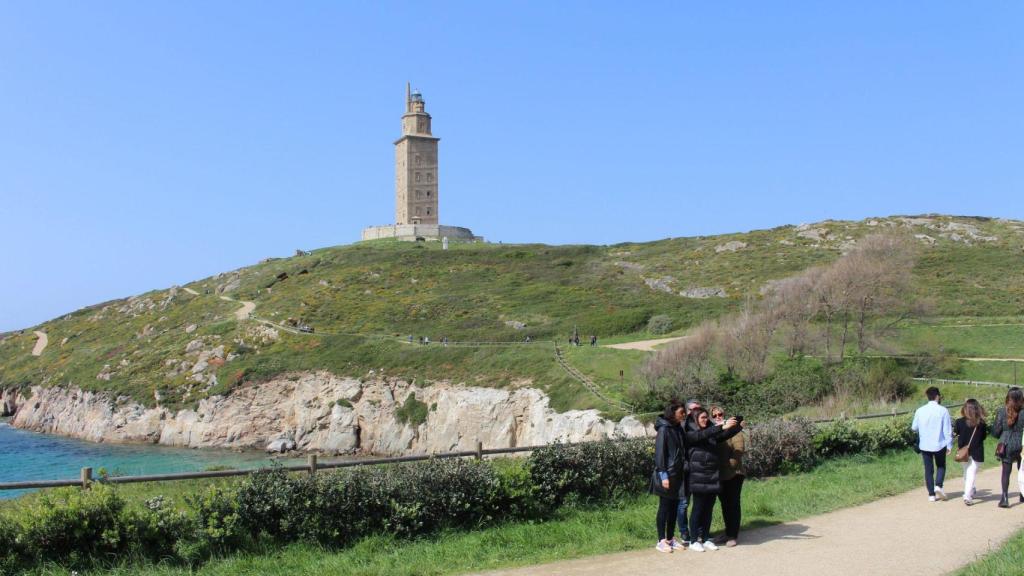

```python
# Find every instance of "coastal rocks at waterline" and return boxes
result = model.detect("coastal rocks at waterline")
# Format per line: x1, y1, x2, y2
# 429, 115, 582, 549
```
9, 372, 650, 455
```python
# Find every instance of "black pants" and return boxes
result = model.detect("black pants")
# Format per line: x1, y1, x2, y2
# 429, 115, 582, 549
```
689, 493, 716, 543
656, 495, 679, 541
1001, 454, 1022, 497
718, 475, 745, 539
921, 450, 946, 496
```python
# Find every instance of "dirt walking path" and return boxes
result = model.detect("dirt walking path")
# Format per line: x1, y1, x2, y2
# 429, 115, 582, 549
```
604, 336, 685, 351
475, 466, 1024, 576
182, 287, 199, 296
218, 295, 255, 320
962, 357, 1024, 363
30, 331, 47, 356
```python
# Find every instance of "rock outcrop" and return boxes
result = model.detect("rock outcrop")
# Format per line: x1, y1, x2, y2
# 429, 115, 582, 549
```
9, 372, 650, 455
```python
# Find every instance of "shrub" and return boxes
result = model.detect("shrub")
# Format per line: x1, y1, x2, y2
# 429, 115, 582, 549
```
235, 467, 315, 541
646, 314, 673, 335
19, 485, 134, 567
863, 416, 916, 452
814, 419, 870, 458
396, 393, 429, 427
864, 359, 914, 402
757, 358, 832, 416
529, 438, 651, 508
744, 418, 817, 478
0, 515, 22, 575
134, 495, 193, 561
181, 484, 244, 560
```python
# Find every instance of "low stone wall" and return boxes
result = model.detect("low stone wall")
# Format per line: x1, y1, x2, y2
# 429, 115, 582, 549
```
361, 224, 480, 242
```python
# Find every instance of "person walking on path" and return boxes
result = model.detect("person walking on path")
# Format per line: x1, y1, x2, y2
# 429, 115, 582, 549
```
911, 386, 953, 502
954, 399, 988, 506
711, 406, 746, 546
651, 401, 687, 553
991, 387, 1024, 508
684, 407, 742, 552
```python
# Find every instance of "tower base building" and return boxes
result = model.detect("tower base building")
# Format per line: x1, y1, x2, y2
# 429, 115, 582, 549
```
361, 84, 479, 242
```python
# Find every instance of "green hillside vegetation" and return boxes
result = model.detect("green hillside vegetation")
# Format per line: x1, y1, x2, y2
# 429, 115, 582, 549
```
1, 215, 1022, 413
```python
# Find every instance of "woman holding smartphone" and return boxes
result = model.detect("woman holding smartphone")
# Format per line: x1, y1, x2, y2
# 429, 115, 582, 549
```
685, 406, 741, 552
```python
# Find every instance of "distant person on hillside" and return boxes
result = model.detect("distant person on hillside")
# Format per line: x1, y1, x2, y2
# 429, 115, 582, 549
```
991, 387, 1024, 508
590, 335, 597, 346
911, 386, 953, 502
651, 400, 687, 553
954, 399, 988, 506
711, 406, 746, 546
684, 407, 741, 552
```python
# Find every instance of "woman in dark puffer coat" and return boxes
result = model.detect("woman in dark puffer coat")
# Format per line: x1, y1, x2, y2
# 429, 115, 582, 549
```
684, 406, 742, 552
651, 401, 687, 552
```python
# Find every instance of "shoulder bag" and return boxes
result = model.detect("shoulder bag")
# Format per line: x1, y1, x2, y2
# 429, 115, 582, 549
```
955, 425, 978, 463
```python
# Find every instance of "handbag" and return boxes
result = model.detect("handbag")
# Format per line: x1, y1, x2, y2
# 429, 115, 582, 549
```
955, 425, 978, 463
997, 442, 1006, 458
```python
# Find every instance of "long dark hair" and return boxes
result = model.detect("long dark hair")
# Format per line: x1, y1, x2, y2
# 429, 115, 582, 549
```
662, 400, 685, 424
1006, 388, 1024, 426
962, 399, 986, 428
688, 407, 709, 428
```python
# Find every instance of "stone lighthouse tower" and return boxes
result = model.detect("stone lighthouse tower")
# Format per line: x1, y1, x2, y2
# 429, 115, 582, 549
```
395, 83, 439, 225
361, 84, 478, 242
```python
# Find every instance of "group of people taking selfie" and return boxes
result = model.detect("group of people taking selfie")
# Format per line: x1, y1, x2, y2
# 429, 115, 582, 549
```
653, 385, 1024, 554
651, 399, 745, 553
913, 385, 1024, 508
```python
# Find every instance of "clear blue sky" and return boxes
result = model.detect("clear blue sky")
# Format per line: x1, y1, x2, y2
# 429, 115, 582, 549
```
1, 2, 1021, 331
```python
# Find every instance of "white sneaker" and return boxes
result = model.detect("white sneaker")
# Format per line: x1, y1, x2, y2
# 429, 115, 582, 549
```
703, 540, 719, 551
656, 540, 673, 553
669, 538, 687, 550
690, 541, 705, 552
935, 487, 947, 501
928, 495, 937, 502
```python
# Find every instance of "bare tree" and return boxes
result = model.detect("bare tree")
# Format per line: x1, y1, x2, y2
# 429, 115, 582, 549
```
766, 267, 823, 358
720, 299, 780, 382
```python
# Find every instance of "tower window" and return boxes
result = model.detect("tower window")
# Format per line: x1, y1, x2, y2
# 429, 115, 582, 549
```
415, 190, 422, 199
415, 207, 422, 217
426, 208, 431, 216
415, 173, 422, 183
426, 173, 434, 183
426, 190, 432, 198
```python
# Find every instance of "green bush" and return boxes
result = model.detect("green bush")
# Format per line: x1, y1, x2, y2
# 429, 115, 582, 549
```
19, 485, 135, 567
0, 515, 22, 576
235, 467, 315, 541
745, 418, 817, 477
814, 419, 871, 458
181, 484, 244, 560
757, 358, 832, 415
646, 314, 673, 335
529, 438, 651, 508
863, 416, 916, 452
396, 393, 429, 427
865, 359, 914, 402
135, 495, 193, 562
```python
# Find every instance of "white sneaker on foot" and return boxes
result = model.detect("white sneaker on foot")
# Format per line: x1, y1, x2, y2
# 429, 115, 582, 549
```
656, 539, 673, 553
690, 541, 705, 552
669, 538, 687, 550
703, 540, 719, 551
928, 495, 937, 502
935, 487, 947, 501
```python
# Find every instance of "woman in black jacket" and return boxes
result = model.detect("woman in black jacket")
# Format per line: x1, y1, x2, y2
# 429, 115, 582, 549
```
991, 387, 1024, 508
684, 406, 741, 552
651, 401, 686, 552
954, 399, 987, 506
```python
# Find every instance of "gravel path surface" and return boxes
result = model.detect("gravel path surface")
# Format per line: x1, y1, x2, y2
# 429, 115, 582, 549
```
30, 331, 47, 356
603, 336, 685, 351
474, 466, 1024, 576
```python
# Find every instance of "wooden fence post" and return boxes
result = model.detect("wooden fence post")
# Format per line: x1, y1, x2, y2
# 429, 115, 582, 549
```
308, 454, 318, 476
80, 467, 92, 490
476, 441, 484, 460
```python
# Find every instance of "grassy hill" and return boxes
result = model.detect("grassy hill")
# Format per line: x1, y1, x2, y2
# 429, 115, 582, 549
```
1, 214, 1022, 413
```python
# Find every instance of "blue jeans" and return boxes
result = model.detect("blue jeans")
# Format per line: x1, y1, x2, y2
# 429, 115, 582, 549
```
922, 450, 946, 496
676, 494, 689, 541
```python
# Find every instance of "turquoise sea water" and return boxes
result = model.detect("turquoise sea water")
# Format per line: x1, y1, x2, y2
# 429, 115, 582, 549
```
0, 419, 302, 499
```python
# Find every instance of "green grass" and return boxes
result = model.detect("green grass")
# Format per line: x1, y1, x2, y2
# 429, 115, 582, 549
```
959, 360, 1024, 386
2, 215, 1023, 411
28, 449, 991, 576
956, 527, 1024, 575
896, 323, 1024, 358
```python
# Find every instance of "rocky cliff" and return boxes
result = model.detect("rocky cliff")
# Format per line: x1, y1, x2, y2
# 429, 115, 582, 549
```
7, 372, 649, 455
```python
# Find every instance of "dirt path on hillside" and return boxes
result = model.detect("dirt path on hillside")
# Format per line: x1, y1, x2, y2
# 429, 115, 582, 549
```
962, 357, 1024, 362
218, 295, 255, 320
604, 336, 685, 351
182, 287, 199, 296
31, 331, 47, 356
475, 466, 1023, 576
